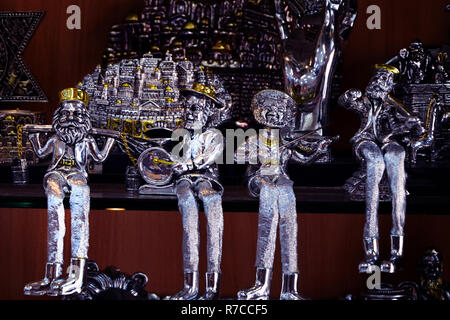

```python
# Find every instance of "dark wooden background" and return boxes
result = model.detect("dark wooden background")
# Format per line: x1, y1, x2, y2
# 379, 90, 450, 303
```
0, 0, 449, 300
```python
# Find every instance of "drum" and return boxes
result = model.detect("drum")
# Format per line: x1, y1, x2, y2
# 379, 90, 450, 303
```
138, 147, 175, 186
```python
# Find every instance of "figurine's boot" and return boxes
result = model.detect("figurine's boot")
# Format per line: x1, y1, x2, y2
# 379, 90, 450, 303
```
169, 272, 199, 300
280, 272, 309, 300
381, 235, 404, 273
49, 258, 86, 295
358, 237, 380, 273
24, 262, 63, 296
237, 268, 272, 300
198, 272, 221, 300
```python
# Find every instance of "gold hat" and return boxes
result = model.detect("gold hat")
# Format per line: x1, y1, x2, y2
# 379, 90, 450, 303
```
58, 88, 89, 106
375, 64, 400, 75
181, 83, 223, 107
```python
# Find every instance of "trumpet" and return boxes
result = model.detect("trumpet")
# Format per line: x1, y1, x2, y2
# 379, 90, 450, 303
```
22, 124, 122, 139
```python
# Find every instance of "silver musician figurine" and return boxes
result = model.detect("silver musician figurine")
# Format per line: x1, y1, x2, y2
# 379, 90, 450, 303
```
23, 88, 118, 296
236, 89, 335, 300
166, 70, 232, 300
338, 65, 424, 274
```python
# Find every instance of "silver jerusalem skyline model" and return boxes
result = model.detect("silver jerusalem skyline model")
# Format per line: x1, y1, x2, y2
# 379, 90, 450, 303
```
235, 89, 336, 300
22, 88, 119, 296
338, 65, 425, 274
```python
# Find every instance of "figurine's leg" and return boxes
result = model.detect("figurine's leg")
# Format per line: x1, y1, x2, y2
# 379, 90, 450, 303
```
238, 181, 278, 300
24, 172, 65, 296
277, 181, 308, 300
50, 173, 89, 295
358, 141, 384, 273
381, 142, 406, 273
169, 180, 199, 300
197, 181, 223, 300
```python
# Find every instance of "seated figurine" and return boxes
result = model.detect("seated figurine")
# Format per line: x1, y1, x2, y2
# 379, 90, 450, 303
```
24, 88, 116, 296
167, 71, 231, 300
339, 65, 424, 274
235, 89, 334, 300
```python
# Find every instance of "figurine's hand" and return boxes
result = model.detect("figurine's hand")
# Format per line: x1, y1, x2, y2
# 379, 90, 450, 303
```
346, 89, 362, 101
405, 116, 425, 136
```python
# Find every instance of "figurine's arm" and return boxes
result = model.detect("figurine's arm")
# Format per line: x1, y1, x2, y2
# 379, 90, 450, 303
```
28, 133, 56, 159
338, 89, 365, 114
192, 130, 224, 170
86, 136, 116, 163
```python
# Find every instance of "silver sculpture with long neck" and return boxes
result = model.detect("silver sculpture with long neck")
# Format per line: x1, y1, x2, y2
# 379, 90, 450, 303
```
274, 0, 357, 134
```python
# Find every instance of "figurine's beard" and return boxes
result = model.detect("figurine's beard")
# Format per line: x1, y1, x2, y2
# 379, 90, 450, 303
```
53, 119, 91, 145
55, 125, 88, 145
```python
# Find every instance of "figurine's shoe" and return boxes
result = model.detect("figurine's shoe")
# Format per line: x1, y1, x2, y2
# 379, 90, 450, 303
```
279, 272, 309, 300
237, 268, 272, 300
49, 258, 86, 296
24, 262, 63, 296
380, 257, 403, 273
359, 237, 380, 273
198, 272, 220, 300
381, 235, 404, 273
169, 272, 199, 300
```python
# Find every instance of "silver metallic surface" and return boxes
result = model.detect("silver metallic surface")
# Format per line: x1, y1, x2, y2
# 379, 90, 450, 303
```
274, 0, 357, 133
237, 89, 333, 299
198, 272, 221, 300
24, 99, 116, 296
168, 271, 199, 300
237, 267, 272, 300
339, 67, 423, 273
280, 272, 309, 300
381, 235, 404, 273
24, 262, 63, 296
50, 258, 86, 296
164, 74, 229, 299
358, 237, 379, 273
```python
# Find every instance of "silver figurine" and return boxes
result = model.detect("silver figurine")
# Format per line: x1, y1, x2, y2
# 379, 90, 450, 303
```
236, 89, 335, 300
338, 65, 424, 274
166, 70, 232, 300
274, 0, 357, 134
23, 88, 117, 296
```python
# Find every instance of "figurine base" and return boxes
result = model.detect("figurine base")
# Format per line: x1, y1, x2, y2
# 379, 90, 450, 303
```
360, 282, 418, 300
138, 184, 175, 195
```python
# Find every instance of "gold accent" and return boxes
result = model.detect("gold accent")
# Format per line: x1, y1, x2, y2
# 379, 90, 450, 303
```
60, 159, 75, 166
212, 40, 231, 51
125, 13, 139, 22
183, 21, 196, 30
59, 88, 89, 105
166, 97, 175, 103
188, 82, 216, 98
121, 83, 131, 88
16, 124, 23, 159
147, 84, 158, 89
375, 64, 400, 75
120, 132, 138, 167
165, 85, 173, 92
152, 157, 175, 165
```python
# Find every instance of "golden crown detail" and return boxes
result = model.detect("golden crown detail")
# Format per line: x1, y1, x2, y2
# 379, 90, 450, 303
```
59, 88, 89, 105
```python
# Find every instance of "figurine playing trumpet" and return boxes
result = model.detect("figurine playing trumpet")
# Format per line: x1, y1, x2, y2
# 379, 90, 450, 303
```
23, 88, 118, 296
